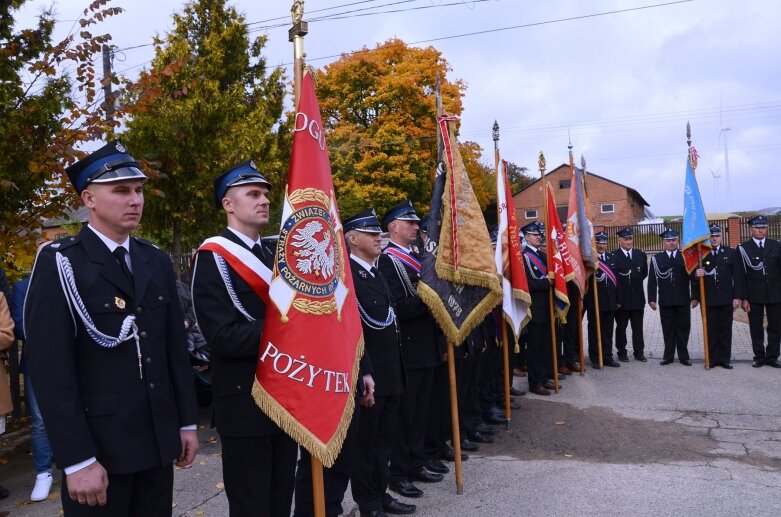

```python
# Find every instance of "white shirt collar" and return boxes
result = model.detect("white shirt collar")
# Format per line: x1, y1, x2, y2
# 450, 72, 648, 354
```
526, 244, 539, 253
227, 227, 262, 249
754, 237, 765, 247
350, 254, 376, 275
389, 239, 412, 253
87, 224, 130, 254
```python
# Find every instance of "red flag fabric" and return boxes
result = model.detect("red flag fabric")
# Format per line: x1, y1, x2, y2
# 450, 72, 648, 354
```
253, 71, 363, 467
495, 159, 531, 338
545, 182, 572, 321
564, 150, 589, 294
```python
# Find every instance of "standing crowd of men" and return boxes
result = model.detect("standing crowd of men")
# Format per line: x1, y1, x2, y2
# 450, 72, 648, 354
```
8, 139, 781, 517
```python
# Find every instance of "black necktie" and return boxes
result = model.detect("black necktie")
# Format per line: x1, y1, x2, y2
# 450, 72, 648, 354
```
370, 266, 378, 277
600, 253, 605, 261
759, 241, 764, 250
626, 251, 631, 259
251, 243, 265, 261
113, 247, 134, 287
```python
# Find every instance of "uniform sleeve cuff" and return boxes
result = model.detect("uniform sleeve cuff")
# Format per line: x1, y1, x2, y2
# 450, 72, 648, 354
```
64, 457, 97, 475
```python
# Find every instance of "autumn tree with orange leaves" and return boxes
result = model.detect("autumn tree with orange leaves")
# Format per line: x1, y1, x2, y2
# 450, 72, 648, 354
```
315, 38, 494, 218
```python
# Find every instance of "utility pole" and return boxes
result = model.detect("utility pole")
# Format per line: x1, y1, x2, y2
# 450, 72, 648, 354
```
101, 44, 115, 125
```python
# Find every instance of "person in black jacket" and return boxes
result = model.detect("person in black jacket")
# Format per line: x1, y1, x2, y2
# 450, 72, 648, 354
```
344, 208, 413, 517
24, 141, 198, 516
648, 229, 694, 365
584, 232, 622, 368
737, 216, 781, 368
521, 222, 556, 396
379, 200, 444, 500
191, 161, 297, 517
692, 225, 745, 369
613, 228, 649, 362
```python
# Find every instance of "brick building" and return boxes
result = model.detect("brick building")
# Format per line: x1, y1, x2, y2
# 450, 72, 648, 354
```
512, 164, 650, 227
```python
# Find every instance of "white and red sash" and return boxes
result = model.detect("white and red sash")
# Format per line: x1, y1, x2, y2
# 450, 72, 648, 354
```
197, 236, 272, 306
598, 258, 618, 287
383, 245, 422, 273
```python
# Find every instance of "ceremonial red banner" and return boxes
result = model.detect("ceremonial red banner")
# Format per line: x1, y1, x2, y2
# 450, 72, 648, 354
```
253, 71, 363, 467
545, 182, 572, 322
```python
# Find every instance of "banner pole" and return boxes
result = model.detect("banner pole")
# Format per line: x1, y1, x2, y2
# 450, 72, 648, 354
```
698, 243, 711, 369
577, 296, 585, 375
592, 274, 604, 368
501, 323, 512, 428
290, 4, 324, 516
539, 153, 559, 393
447, 341, 464, 494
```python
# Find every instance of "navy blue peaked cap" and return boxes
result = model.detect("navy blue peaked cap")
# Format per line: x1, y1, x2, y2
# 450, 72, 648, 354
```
344, 208, 382, 234
660, 229, 679, 239
616, 228, 633, 238
709, 224, 722, 235
520, 221, 543, 235
595, 231, 608, 243
381, 200, 420, 230
65, 140, 147, 194
214, 160, 272, 208
748, 215, 768, 227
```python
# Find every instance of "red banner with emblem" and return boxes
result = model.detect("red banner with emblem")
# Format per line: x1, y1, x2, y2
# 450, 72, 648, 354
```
545, 182, 572, 322
252, 71, 363, 467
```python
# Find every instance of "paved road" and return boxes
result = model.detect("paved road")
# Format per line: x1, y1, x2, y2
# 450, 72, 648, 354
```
3, 315, 779, 516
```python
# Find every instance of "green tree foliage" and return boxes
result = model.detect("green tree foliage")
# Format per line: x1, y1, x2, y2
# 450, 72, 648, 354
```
506, 161, 535, 194
0, 0, 123, 277
123, 0, 286, 259
315, 38, 492, 217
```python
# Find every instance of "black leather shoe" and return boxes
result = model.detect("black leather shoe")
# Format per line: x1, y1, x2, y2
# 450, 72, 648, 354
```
425, 458, 449, 474
460, 438, 479, 452
680, 359, 692, 366
510, 387, 526, 396
389, 480, 423, 498
410, 467, 443, 483
440, 449, 468, 462
484, 413, 505, 425
618, 355, 630, 362
499, 401, 521, 410
752, 360, 763, 368
721, 363, 734, 369
362, 509, 388, 517
467, 431, 494, 444
660, 359, 673, 365
634, 355, 648, 362
604, 360, 621, 368
766, 361, 781, 368
591, 363, 602, 370
476, 422, 494, 434
0, 485, 8, 499
383, 499, 417, 515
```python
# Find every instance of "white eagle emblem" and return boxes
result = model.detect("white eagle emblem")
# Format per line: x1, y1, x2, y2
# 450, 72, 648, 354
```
291, 220, 335, 279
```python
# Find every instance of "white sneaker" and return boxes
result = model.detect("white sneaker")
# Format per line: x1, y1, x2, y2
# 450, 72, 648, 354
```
30, 472, 53, 502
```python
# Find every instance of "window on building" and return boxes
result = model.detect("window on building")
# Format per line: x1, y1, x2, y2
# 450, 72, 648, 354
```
525, 209, 538, 219
601, 203, 615, 214
559, 179, 571, 189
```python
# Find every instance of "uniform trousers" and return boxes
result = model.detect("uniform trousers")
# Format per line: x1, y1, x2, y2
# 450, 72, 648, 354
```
748, 302, 781, 363
389, 367, 434, 483
526, 322, 552, 389
424, 363, 450, 460
587, 308, 616, 364
456, 349, 482, 436
220, 431, 298, 517
659, 305, 691, 362
294, 401, 361, 517
478, 341, 502, 419
60, 463, 172, 517
351, 394, 400, 513
614, 308, 645, 358
706, 304, 734, 365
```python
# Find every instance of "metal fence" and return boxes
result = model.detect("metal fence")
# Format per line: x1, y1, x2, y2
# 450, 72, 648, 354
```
594, 219, 730, 253
739, 214, 781, 242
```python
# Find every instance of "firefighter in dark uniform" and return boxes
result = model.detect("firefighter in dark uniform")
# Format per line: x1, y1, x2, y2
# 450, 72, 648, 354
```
344, 209, 414, 517
648, 229, 694, 365
613, 228, 649, 362
737, 215, 781, 368
692, 224, 744, 369
191, 161, 297, 517
584, 231, 622, 368
521, 222, 556, 396
24, 141, 198, 516
380, 201, 443, 501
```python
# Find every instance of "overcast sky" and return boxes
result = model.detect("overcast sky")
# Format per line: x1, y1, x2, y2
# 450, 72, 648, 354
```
15, 0, 781, 216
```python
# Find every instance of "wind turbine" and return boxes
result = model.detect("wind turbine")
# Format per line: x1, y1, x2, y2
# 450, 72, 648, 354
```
709, 166, 722, 211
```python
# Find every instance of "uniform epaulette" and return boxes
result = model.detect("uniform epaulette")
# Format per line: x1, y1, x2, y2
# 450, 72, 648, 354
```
46, 235, 79, 251
133, 237, 161, 250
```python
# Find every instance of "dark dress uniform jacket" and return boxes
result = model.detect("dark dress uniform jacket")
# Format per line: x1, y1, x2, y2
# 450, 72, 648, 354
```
378, 244, 440, 370
523, 246, 551, 323
191, 229, 281, 437
614, 248, 648, 310
648, 251, 692, 306
584, 252, 622, 312
350, 259, 405, 397
692, 246, 745, 306
738, 239, 781, 304
24, 226, 197, 474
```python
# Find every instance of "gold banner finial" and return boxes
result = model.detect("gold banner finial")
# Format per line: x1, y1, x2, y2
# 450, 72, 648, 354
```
292, 0, 304, 24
